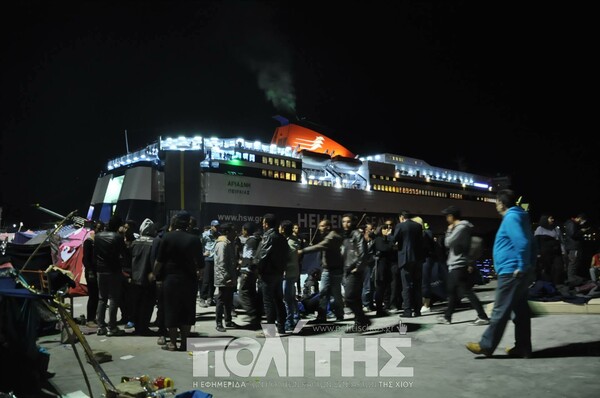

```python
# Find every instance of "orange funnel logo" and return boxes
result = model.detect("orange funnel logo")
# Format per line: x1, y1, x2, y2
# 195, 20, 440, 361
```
271, 123, 355, 158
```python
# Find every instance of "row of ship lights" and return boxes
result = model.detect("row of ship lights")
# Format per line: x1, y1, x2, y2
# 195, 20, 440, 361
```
106, 136, 492, 191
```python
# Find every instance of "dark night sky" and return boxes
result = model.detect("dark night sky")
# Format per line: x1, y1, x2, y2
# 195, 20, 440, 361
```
1, 1, 598, 228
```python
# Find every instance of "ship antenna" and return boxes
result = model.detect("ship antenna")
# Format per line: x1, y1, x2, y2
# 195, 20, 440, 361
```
309, 227, 319, 245
125, 129, 130, 154
356, 213, 367, 228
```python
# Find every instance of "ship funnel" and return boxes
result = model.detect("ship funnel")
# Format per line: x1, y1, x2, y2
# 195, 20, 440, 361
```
272, 115, 290, 126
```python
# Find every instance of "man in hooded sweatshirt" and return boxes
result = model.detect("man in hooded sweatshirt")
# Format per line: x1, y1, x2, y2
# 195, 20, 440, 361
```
466, 189, 534, 358
130, 218, 157, 335
437, 206, 489, 325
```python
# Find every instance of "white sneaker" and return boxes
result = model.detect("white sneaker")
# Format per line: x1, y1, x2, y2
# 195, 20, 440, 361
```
420, 306, 431, 314
471, 317, 490, 326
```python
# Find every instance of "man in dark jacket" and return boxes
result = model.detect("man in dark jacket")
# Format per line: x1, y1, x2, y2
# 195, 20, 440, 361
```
82, 221, 104, 327
564, 213, 590, 283
374, 220, 396, 316
341, 214, 370, 332
299, 219, 345, 322
238, 222, 262, 329
254, 213, 288, 335
129, 218, 157, 335
94, 215, 128, 336
393, 210, 424, 318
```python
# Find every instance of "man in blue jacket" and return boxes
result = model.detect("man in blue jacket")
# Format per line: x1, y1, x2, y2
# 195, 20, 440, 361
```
466, 189, 534, 358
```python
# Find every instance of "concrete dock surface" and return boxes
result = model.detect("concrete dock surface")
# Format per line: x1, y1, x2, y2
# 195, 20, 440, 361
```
37, 282, 600, 398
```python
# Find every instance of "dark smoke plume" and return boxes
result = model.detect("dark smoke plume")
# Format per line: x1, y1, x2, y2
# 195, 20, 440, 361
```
210, 2, 296, 114
249, 60, 296, 114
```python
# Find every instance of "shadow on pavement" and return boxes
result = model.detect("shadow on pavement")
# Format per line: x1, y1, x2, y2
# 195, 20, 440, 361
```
473, 286, 497, 293
532, 341, 600, 358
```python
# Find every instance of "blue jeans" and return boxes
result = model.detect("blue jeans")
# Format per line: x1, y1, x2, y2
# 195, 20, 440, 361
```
362, 263, 375, 307
319, 270, 344, 319
421, 257, 434, 299
283, 277, 299, 329
96, 272, 123, 330
480, 272, 532, 354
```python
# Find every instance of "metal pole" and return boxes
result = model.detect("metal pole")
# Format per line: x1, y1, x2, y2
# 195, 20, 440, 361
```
34, 204, 66, 220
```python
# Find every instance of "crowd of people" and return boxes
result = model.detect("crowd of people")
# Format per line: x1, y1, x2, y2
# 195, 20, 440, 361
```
81, 189, 599, 355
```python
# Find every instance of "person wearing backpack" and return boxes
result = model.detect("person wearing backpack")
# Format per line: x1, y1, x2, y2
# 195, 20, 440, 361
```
437, 206, 490, 325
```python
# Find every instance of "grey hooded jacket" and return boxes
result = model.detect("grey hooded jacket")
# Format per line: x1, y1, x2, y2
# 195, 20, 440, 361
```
444, 220, 473, 271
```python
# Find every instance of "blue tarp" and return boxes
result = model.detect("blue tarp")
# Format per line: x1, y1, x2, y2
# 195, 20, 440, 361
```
175, 390, 214, 398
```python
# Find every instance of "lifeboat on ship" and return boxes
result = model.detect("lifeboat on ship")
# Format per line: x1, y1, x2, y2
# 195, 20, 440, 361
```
298, 149, 331, 168
330, 155, 362, 172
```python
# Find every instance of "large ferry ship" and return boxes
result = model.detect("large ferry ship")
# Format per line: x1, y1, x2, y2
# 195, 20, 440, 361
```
87, 118, 503, 234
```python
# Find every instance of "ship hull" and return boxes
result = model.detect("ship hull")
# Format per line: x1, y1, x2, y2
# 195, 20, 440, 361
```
200, 173, 500, 234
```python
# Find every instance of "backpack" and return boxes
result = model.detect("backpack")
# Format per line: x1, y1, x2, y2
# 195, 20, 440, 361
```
467, 236, 487, 286
467, 236, 483, 266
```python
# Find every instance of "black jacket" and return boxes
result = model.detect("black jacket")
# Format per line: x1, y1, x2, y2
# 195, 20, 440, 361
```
82, 237, 96, 278
94, 231, 127, 274
373, 234, 396, 281
564, 219, 585, 251
302, 230, 344, 271
393, 220, 424, 268
255, 228, 288, 277
342, 229, 367, 275
130, 236, 155, 286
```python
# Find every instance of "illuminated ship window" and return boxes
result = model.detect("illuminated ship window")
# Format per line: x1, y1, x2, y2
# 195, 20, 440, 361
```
291, 174, 297, 181
274, 158, 279, 166
274, 171, 279, 179
263, 157, 268, 164
285, 172, 290, 180
249, 154, 255, 162
268, 157, 273, 165
268, 170, 273, 177
291, 161, 296, 168
262, 169, 267, 176
103, 175, 125, 204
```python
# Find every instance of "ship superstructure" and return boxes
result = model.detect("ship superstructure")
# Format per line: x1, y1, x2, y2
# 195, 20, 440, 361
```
88, 120, 501, 233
